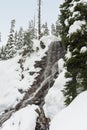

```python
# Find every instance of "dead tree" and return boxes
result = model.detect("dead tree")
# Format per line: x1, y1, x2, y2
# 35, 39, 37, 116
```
38, 0, 41, 39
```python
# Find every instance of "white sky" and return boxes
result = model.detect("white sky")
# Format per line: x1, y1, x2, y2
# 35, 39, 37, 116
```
0, 0, 63, 44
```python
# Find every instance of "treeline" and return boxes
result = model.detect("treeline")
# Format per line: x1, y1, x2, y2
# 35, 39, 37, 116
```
0, 17, 61, 60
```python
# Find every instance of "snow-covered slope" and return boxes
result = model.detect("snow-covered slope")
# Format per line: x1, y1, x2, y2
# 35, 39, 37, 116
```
0, 105, 38, 130
0, 36, 59, 115
0, 35, 67, 130
50, 90, 87, 130
1, 35, 86, 130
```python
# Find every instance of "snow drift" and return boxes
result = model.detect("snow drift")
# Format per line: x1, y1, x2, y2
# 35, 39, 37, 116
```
50, 90, 87, 130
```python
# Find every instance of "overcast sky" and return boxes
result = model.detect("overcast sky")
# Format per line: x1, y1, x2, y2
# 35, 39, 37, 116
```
0, 0, 63, 44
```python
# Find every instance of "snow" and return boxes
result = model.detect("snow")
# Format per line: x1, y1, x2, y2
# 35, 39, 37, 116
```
64, 19, 68, 26
72, 11, 80, 18
65, 47, 72, 60
0, 36, 58, 115
68, 20, 86, 35
0, 105, 38, 130
40, 35, 59, 46
0, 56, 23, 114
50, 91, 87, 130
58, 58, 64, 73
44, 59, 69, 119
80, 46, 87, 53
69, 0, 87, 12
69, 1, 77, 12
64, 0, 87, 36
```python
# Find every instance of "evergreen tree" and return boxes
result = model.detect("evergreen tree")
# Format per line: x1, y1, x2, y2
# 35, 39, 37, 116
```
6, 19, 16, 58
59, 0, 87, 105
41, 22, 49, 36
55, 19, 62, 37
0, 46, 6, 60
51, 23, 56, 36
16, 27, 24, 50
28, 20, 37, 39
7, 19, 16, 45
14, 31, 18, 45
22, 30, 34, 57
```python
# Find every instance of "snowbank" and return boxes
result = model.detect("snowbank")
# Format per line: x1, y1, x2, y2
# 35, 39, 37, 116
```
44, 59, 68, 119
50, 91, 87, 130
0, 105, 38, 130
80, 46, 87, 53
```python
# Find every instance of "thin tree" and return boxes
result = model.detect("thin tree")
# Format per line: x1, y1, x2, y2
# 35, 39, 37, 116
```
38, 0, 41, 39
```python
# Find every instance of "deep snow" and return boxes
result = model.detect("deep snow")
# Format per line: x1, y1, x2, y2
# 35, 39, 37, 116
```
0, 105, 38, 130
0, 36, 58, 115
50, 91, 87, 130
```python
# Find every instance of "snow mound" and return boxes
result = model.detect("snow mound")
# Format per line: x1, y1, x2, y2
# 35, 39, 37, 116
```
80, 46, 87, 53
44, 59, 68, 119
0, 105, 38, 130
40, 35, 59, 45
50, 91, 87, 130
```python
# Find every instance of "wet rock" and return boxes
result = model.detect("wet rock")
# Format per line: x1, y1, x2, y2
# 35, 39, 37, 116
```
40, 41, 46, 49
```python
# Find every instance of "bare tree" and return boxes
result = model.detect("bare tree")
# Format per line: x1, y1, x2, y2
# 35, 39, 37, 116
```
38, 0, 41, 39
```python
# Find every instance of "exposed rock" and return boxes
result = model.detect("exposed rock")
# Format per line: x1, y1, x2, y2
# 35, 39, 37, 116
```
40, 41, 46, 49
35, 107, 50, 130
29, 71, 35, 75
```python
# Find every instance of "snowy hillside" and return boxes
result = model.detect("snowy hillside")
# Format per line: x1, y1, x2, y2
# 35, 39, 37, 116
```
50, 91, 87, 130
0, 34, 87, 130
0, 36, 58, 115
0, 35, 65, 130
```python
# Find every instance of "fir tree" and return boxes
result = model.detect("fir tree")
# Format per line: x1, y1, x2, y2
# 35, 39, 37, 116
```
55, 19, 62, 37
16, 27, 24, 50
59, 0, 87, 105
28, 20, 37, 39
41, 22, 49, 36
51, 23, 56, 36
6, 19, 16, 58
14, 31, 18, 45
0, 47, 6, 60
22, 30, 34, 57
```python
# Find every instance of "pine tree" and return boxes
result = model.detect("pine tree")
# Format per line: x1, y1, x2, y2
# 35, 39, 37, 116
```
55, 19, 62, 37
28, 20, 37, 39
59, 0, 87, 105
41, 22, 49, 36
22, 30, 34, 57
7, 19, 16, 45
51, 23, 56, 36
14, 31, 18, 45
6, 19, 16, 58
0, 46, 6, 60
16, 27, 24, 50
